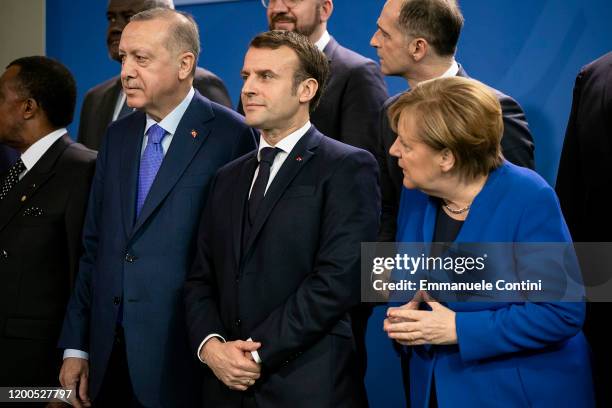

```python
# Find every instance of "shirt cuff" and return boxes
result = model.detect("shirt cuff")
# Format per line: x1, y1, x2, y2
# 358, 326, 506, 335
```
63, 349, 89, 360
197, 334, 226, 364
247, 337, 262, 364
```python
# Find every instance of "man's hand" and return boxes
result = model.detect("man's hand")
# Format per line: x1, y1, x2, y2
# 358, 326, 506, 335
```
59, 357, 90, 408
200, 338, 262, 391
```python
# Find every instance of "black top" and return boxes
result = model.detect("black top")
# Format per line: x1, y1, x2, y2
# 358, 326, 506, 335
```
433, 202, 464, 243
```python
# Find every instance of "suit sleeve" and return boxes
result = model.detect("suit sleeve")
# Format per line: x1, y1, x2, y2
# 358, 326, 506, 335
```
184, 175, 229, 354
77, 90, 95, 148
249, 150, 381, 371
555, 70, 585, 240
377, 100, 399, 242
455, 186, 584, 363
498, 94, 535, 169
58, 137, 108, 351
64, 152, 97, 288
338, 61, 388, 154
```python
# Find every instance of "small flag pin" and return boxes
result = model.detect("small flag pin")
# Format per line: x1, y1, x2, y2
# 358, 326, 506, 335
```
191, 129, 198, 138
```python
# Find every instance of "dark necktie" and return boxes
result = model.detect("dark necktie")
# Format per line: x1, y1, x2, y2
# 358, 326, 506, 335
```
0, 158, 26, 201
248, 147, 280, 225
136, 124, 166, 217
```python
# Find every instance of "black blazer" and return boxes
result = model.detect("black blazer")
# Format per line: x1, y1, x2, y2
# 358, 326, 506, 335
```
377, 65, 535, 242
77, 67, 233, 150
555, 51, 612, 407
0, 143, 18, 173
0, 135, 96, 386
185, 127, 380, 408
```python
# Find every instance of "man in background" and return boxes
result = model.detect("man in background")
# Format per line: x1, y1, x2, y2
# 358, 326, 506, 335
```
78, 0, 233, 150
0, 56, 96, 388
556, 51, 612, 407
371, 0, 535, 243
58, 9, 256, 407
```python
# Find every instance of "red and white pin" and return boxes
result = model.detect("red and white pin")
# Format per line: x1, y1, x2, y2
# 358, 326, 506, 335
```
295, 156, 303, 162
191, 129, 198, 138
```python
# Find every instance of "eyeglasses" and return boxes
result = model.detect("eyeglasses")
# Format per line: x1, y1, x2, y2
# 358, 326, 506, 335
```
261, 0, 303, 9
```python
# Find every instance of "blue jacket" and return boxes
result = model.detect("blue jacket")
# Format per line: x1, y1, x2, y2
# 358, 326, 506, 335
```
397, 161, 595, 407
58, 92, 257, 407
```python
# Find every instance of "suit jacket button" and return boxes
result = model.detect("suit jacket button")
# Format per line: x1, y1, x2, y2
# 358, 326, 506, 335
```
113, 296, 121, 305
0, 249, 8, 259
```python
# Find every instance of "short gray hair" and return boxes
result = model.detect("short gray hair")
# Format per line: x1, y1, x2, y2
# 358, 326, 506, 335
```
131, 8, 200, 75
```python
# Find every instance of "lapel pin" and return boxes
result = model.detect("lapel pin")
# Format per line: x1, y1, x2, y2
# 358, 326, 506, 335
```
20, 195, 27, 202
191, 129, 198, 138
296, 156, 303, 162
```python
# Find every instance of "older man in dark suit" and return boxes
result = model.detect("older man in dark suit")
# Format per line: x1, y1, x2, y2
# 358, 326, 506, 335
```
371, 0, 535, 243
0, 56, 96, 388
556, 51, 612, 407
185, 31, 380, 408
58, 9, 256, 408
78, 0, 232, 151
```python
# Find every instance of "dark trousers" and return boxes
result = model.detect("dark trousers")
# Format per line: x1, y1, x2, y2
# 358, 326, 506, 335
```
95, 327, 144, 408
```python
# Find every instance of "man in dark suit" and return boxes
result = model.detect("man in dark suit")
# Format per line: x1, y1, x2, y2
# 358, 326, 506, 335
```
250, 0, 388, 383
371, 0, 535, 243
185, 31, 380, 407
78, 0, 233, 151
0, 56, 96, 387
0, 143, 18, 173
556, 51, 612, 407
58, 9, 256, 407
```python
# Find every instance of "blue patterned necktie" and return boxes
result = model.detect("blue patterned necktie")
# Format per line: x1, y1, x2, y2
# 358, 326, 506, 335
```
136, 124, 166, 217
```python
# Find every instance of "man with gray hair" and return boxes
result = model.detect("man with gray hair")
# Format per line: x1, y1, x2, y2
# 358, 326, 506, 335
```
78, 0, 233, 151
58, 8, 257, 407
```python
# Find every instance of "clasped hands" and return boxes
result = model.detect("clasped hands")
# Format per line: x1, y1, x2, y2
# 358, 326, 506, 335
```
200, 338, 262, 391
384, 291, 458, 346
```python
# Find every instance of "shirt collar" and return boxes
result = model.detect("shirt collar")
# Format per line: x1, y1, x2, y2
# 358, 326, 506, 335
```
438, 59, 459, 79
145, 87, 195, 135
20, 128, 67, 172
314, 30, 331, 52
257, 121, 311, 161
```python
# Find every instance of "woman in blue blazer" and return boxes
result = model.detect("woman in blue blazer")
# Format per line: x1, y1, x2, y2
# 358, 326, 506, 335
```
383, 77, 595, 407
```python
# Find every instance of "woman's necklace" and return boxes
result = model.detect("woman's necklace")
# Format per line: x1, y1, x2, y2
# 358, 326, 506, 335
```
443, 200, 471, 214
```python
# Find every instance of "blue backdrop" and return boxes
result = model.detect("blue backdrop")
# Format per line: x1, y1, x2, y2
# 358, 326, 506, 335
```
45, 0, 612, 406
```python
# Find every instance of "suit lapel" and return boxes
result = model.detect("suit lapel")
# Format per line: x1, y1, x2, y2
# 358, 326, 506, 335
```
322, 36, 338, 63
0, 135, 71, 232
231, 153, 258, 266
243, 128, 321, 254
119, 113, 145, 238
130, 93, 214, 238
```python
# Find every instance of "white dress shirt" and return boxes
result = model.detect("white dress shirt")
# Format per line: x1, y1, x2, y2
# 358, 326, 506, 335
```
197, 121, 312, 365
314, 30, 331, 52
18, 128, 67, 180
63, 88, 195, 361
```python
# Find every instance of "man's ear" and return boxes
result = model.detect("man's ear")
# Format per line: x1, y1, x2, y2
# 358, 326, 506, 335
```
410, 38, 429, 62
320, 0, 333, 23
22, 98, 38, 120
298, 78, 319, 105
178, 52, 196, 81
